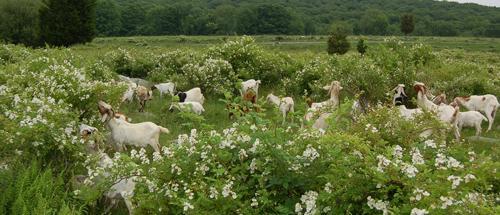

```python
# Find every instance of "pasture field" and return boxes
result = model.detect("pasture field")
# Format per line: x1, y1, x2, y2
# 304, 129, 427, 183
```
78, 35, 500, 55
0, 36, 499, 214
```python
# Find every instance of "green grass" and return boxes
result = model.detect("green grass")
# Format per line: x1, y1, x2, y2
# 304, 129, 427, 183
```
73, 35, 500, 56
116, 89, 500, 156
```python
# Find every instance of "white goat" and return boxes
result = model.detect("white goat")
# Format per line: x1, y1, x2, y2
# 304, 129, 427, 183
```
454, 94, 499, 131
121, 82, 137, 103
414, 82, 460, 140
98, 101, 169, 152
136, 85, 153, 112
152, 82, 175, 97
176, 87, 205, 105
457, 110, 488, 136
80, 130, 136, 215
241, 79, 261, 100
266, 93, 295, 124
312, 113, 332, 132
392, 84, 422, 120
169, 101, 205, 115
304, 81, 343, 123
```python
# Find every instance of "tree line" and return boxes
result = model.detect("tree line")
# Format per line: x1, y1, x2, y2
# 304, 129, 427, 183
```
0, 0, 499, 47
97, 0, 499, 37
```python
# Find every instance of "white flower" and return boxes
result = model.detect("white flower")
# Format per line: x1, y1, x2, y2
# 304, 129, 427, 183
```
468, 151, 476, 162
209, 187, 219, 199
295, 203, 303, 214
367, 196, 389, 215
297, 191, 318, 215
222, 181, 237, 199
152, 152, 163, 162
447, 156, 463, 169
249, 158, 257, 174
73, 189, 81, 196
183, 202, 194, 211
322, 206, 331, 213
424, 139, 436, 149
376, 155, 391, 172
411, 188, 430, 201
393, 145, 403, 159
251, 198, 258, 207
239, 149, 248, 160
464, 174, 476, 183
440, 196, 454, 209
410, 208, 429, 215
402, 163, 419, 178
324, 182, 332, 193
411, 148, 424, 165
302, 145, 319, 163
447, 175, 463, 189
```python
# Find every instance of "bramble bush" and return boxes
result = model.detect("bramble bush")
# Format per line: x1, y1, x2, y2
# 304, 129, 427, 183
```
81, 106, 498, 214
1, 36, 498, 214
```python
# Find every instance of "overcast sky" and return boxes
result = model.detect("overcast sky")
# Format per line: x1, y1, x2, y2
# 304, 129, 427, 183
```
445, 0, 500, 7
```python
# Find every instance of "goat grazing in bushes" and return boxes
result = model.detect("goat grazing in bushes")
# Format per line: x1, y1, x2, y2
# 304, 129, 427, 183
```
454, 94, 499, 132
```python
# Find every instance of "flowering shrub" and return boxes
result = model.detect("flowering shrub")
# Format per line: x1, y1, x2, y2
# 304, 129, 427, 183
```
206, 36, 295, 85
105, 48, 154, 78
81, 107, 498, 214
175, 58, 238, 95
0, 54, 124, 165
148, 50, 201, 83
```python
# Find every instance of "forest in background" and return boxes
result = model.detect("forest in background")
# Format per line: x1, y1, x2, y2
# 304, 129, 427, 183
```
97, 0, 500, 37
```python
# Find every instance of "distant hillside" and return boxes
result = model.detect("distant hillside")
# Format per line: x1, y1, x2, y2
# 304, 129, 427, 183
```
96, 0, 500, 37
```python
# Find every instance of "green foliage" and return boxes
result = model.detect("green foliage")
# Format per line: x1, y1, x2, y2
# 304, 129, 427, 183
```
327, 30, 350, 55
0, 0, 43, 46
87, 0, 500, 37
360, 9, 390, 35
357, 38, 368, 55
39, 0, 97, 46
95, 0, 121, 36
400, 14, 415, 35
105, 48, 154, 78
0, 162, 84, 214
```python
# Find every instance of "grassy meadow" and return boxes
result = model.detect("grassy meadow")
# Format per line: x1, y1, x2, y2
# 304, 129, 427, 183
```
1, 35, 499, 214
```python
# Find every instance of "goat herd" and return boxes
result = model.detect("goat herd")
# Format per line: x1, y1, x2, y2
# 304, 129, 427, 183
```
77, 74, 498, 214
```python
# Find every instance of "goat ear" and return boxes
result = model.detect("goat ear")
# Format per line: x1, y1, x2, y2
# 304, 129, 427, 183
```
322, 85, 330, 90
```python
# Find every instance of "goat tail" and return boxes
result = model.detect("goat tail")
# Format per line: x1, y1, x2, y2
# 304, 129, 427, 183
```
158, 126, 170, 134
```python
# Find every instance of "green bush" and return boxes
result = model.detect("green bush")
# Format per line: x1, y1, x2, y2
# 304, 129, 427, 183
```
327, 31, 350, 55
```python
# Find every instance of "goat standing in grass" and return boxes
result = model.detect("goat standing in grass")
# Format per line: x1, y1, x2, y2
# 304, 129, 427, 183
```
169, 101, 205, 115
135, 85, 153, 112
152, 82, 175, 98
454, 94, 499, 132
98, 101, 169, 152
414, 82, 460, 140
449, 102, 488, 136
176, 87, 205, 104
266, 93, 294, 124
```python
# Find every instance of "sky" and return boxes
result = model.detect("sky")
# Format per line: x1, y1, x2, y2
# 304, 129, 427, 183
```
445, 0, 500, 7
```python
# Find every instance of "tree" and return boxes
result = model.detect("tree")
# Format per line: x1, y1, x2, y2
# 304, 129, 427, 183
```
357, 38, 367, 55
254, 4, 293, 34
0, 0, 43, 46
146, 6, 182, 35
95, 0, 121, 36
39, 0, 97, 46
400, 14, 415, 35
120, 3, 147, 35
360, 9, 389, 35
327, 29, 350, 55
